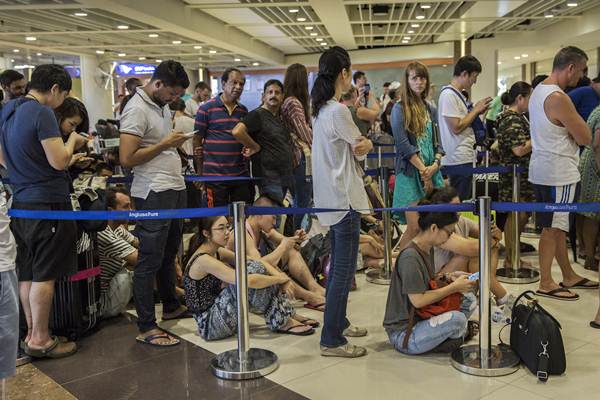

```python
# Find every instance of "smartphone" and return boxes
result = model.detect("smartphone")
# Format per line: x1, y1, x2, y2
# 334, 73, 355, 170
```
468, 272, 480, 281
183, 130, 199, 138
364, 83, 371, 96
78, 132, 90, 139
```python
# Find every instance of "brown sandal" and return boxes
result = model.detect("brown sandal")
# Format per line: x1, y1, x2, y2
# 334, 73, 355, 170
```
25, 336, 77, 359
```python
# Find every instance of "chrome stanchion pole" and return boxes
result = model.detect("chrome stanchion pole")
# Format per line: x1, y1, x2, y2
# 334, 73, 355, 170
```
496, 165, 539, 284
471, 147, 478, 201
211, 202, 279, 380
451, 196, 520, 377
484, 150, 490, 197
367, 166, 392, 285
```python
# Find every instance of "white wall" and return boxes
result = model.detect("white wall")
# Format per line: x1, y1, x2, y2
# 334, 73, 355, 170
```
80, 55, 114, 129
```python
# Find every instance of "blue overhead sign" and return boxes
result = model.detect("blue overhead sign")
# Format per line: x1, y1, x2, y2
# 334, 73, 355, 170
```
116, 63, 156, 76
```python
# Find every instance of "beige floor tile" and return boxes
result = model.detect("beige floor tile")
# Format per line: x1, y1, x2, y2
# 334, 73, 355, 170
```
4, 363, 76, 400
481, 385, 552, 400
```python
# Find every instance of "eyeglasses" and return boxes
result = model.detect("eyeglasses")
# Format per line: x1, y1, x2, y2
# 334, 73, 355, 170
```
441, 226, 454, 237
212, 224, 232, 232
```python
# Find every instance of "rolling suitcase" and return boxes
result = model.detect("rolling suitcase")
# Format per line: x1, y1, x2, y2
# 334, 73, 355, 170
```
50, 232, 101, 340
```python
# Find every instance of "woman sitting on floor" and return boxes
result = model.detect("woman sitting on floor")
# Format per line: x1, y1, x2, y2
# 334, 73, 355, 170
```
383, 190, 477, 355
184, 216, 318, 341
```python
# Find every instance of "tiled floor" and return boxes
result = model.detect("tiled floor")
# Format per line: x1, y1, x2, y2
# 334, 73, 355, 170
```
5, 236, 600, 400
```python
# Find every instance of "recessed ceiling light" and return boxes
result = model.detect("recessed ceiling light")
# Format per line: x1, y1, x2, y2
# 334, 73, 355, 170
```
407, 30, 415, 34
316, 38, 323, 41
289, 8, 299, 13
117, 25, 129, 30
148, 33, 159, 38
320, 42, 327, 46
402, 40, 409, 44
310, 32, 318, 36
10, 59, 14, 62
567, 2, 578, 6
252, 62, 260, 66
420, 3, 432, 9
25, 36, 36, 41
12, 49, 19, 53
234, 58, 241, 62
27, 55, 31, 60
442, 64, 447, 67
514, 56, 521, 60
415, 11, 426, 20
403, 36, 411, 40
193, 45, 202, 49
305, 26, 314, 30
36, 52, 42, 56
74, 12, 88, 17
172, 40, 181, 44
118, 53, 126, 57
544, 11, 554, 18
96, 50, 104, 54
497, 61, 502, 65
138, 56, 146, 60
209, 50, 217, 54
411, 23, 420, 28
155, 59, 162, 63
521, 54, 529, 58
296, 17, 306, 22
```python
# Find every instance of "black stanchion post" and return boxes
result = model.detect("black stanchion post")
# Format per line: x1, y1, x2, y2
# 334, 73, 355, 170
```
366, 166, 392, 285
451, 196, 520, 376
211, 202, 279, 380
496, 165, 540, 284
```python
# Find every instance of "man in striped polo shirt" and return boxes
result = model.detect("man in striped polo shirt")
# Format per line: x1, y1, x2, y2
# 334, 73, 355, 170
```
193, 68, 254, 206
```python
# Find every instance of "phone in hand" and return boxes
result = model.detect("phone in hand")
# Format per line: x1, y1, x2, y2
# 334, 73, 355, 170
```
183, 130, 199, 138
364, 83, 371, 96
78, 132, 90, 139
468, 272, 480, 281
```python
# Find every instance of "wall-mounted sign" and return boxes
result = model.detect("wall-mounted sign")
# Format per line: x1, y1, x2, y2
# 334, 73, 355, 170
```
116, 63, 156, 76
64, 66, 81, 78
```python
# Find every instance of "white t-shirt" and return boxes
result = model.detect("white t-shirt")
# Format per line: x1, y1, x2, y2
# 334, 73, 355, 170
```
120, 88, 185, 199
185, 98, 200, 117
438, 87, 475, 166
434, 217, 476, 272
0, 183, 16, 273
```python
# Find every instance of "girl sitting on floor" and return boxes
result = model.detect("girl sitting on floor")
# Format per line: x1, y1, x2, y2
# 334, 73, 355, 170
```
184, 216, 318, 341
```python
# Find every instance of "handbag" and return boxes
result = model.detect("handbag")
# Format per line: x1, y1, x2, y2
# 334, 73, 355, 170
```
401, 243, 462, 348
509, 290, 566, 381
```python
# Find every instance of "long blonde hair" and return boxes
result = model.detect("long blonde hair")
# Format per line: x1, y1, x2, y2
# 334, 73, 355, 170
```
400, 61, 431, 138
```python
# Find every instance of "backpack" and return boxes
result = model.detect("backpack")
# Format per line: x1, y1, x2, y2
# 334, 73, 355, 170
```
509, 290, 566, 381
70, 175, 108, 233
441, 86, 487, 145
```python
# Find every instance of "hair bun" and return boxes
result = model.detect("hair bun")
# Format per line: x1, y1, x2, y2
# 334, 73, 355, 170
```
500, 91, 512, 106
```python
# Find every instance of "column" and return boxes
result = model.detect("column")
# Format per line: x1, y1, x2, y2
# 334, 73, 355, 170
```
521, 64, 527, 81
530, 62, 537, 82
185, 67, 199, 94
80, 55, 115, 127
471, 38, 498, 100
0, 56, 14, 71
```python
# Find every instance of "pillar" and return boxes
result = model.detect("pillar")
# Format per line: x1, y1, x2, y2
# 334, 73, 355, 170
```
471, 38, 498, 99
521, 64, 527, 81
530, 62, 537, 82
185, 67, 199, 94
0, 56, 14, 71
80, 55, 115, 128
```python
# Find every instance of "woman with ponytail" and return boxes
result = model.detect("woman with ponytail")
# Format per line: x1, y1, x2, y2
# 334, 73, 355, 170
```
311, 46, 372, 358
184, 216, 317, 340
391, 61, 445, 252
495, 81, 533, 269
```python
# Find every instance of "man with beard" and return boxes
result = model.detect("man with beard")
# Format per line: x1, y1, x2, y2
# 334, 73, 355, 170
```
232, 79, 294, 202
193, 68, 253, 206
0, 70, 26, 107
119, 60, 191, 347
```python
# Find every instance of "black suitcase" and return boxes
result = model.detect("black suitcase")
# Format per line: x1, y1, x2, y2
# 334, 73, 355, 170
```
510, 290, 566, 381
50, 233, 101, 340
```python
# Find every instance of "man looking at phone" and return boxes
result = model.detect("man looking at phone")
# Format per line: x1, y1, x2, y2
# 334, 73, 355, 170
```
232, 79, 294, 202
438, 56, 491, 200
119, 60, 191, 347
352, 71, 380, 134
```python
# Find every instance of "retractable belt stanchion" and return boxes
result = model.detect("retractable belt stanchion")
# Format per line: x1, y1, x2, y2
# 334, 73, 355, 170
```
366, 166, 392, 285
496, 165, 539, 283
484, 150, 490, 197
211, 202, 279, 380
451, 196, 520, 377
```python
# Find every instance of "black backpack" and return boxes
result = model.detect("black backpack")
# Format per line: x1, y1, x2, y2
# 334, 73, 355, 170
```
509, 290, 566, 381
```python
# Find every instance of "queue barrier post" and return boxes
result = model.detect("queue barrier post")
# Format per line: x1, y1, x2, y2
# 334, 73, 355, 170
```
211, 201, 279, 380
451, 196, 520, 377
484, 150, 490, 197
366, 166, 392, 285
496, 165, 540, 284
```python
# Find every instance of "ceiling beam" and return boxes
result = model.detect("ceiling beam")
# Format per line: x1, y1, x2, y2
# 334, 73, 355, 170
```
78, 0, 285, 65
0, 40, 93, 57
0, 4, 84, 11
50, 43, 215, 50
186, 1, 308, 9
308, 0, 356, 49
0, 29, 164, 37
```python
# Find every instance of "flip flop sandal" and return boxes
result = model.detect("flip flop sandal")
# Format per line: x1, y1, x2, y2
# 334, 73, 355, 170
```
276, 325, 315, 336
25, 336, 77, 359
590, 321, 600, 329
136, 332, 180, 347
304, 302, 325, 312
536, 288, 580, 301
559, 278, 600, 289
293, 316, 320, 328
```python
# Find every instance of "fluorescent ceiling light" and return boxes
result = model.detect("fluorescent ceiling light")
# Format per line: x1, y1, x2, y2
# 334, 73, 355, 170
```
36, 52, 42, 56
74, 12, 87, 16
403, 36, 411, 40
148, 33, 159, 38
411, 23, 420, 28
296, 17, 306, 22
289, 8, 299, 13
544, 11, 554, 18
25, 36, 36, 41
117, 25, 129, 30
10, 59, 14, 62
567, 2, 578, 6
96, 50, 104, 54
407, 30, 415, 34
155, 59, 162, 63
305, 26, 314, 30
172, 40, 182, 44
12, 49, 19, 53
234, 58, 241, 62
316, 38, 323, 41
420, 3, 432, 9
497, 61, 502, 65
194, 45, 202, 49
138, 56, 146, 60
252, 62, 260, 66
402, 40, 409, 44
118, 53, 126, 57
521, 54, 529, 58
320, 42, 327, 46
514, 56, 521, 60
209, 50, 217, 54
310, 32, 318, 36
415, 11, 426, 20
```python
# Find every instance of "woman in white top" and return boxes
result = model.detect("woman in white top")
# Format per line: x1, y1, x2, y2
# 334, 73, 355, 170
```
311, 46, 373, 358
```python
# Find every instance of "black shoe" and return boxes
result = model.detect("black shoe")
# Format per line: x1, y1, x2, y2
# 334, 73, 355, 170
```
429, 338, 463, 353
520, 242, 537, 253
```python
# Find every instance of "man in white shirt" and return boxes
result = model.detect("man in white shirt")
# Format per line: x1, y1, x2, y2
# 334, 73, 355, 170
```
438, 56, 492, 200
528, 47, 597, 301
119, 60, 191, 347
185, 81, 211, 117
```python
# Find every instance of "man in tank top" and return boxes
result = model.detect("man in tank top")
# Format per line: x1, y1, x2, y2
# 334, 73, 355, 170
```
529, 46, 598, 301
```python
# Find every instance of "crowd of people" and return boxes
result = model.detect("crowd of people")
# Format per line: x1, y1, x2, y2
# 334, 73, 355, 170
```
1, 44, 600, 384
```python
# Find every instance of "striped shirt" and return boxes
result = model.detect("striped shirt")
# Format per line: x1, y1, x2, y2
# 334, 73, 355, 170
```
281, 96, 312, 175
195, 94, 249, 176
97, 225, 136, 294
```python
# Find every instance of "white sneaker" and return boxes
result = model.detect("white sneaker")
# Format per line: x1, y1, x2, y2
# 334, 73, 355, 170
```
320, 343, 367, 358
343, 325, 368, 337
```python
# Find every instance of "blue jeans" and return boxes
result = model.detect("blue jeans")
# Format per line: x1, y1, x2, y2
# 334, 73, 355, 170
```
258, 175, 294, 204
292, 154, 312, 231
444, 163, 473, 200
320, 210, 361, 348
132, 189, 185, 333
388, 293, 476, 355
0, 269, 18, 379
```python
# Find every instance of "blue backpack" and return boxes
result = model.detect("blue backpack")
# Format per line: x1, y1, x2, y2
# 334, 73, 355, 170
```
441, 86, 487, 145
